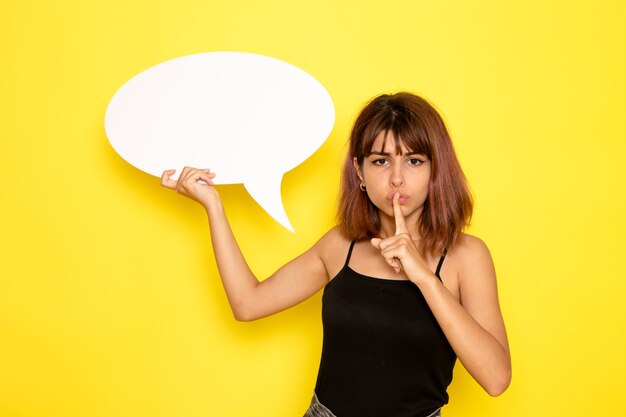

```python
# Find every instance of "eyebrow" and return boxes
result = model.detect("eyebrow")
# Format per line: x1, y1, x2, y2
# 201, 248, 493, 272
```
368, 151, 425, 157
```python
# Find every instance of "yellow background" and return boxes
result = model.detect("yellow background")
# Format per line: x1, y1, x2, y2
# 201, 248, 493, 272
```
1, 1, 625, 416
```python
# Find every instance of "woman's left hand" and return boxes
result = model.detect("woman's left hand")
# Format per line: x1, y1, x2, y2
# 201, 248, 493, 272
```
370, 193, 435, 285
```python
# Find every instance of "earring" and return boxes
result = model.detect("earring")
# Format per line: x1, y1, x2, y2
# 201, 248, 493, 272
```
359, 182, 366, 192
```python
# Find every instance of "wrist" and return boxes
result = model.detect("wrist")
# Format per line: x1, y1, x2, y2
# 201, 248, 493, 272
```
411, 271, 439, 290
202, 191, 223, 214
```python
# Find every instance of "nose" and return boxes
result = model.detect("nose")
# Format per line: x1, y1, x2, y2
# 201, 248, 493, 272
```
390, 164, 404, 187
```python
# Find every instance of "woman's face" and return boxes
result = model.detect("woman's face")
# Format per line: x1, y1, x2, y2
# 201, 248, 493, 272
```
355, 131, 431, 229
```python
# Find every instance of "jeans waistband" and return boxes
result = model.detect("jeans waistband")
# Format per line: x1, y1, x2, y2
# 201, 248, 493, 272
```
303, 392, 442, 417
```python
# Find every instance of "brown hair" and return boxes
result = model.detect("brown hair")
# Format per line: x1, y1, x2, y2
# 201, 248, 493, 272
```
338, 92, 473, 256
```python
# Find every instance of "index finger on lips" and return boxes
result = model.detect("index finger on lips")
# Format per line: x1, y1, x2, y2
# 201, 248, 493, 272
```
393, 193, 408, 235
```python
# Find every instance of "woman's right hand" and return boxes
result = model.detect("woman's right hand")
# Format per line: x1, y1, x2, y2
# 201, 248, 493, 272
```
160, 165, 332, 322
160, 167, 219, 209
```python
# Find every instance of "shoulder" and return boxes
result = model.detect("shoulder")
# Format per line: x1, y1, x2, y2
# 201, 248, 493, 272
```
314, 226, 352, 258
312, 226, 353, 279
451, 233, 492, 262
448, 233, 496, 287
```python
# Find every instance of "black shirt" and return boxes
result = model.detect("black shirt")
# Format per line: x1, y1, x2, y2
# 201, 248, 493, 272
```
314, 241, 456, 417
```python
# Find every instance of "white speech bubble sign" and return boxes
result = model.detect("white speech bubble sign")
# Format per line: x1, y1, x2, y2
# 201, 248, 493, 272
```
104, 52, 335, 232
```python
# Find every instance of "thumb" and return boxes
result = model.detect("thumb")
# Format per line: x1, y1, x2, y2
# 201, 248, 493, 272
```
371, 238, 382, 249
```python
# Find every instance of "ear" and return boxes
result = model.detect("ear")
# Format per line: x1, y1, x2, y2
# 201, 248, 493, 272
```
353, 157, 363, 181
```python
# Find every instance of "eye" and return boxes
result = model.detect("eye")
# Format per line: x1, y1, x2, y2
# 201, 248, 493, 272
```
407, 158, 425, 166
371, 158, 389, 166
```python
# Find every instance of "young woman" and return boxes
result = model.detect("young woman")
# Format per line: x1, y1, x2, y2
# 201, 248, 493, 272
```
161, 92, 511, 417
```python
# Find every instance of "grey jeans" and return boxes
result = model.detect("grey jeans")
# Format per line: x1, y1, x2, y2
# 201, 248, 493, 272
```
303, 393, 442, 417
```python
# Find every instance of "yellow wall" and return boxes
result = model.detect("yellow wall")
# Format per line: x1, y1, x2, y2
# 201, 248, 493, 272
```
1, 1, 625, 416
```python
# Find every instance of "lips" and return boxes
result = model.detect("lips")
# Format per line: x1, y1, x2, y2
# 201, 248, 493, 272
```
387, 192, 409, 204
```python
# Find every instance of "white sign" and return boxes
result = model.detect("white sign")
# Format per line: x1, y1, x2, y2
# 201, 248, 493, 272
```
105, 52, 335, 232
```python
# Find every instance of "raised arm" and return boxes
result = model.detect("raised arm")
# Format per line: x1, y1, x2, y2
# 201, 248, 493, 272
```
161, 167, 331, 321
